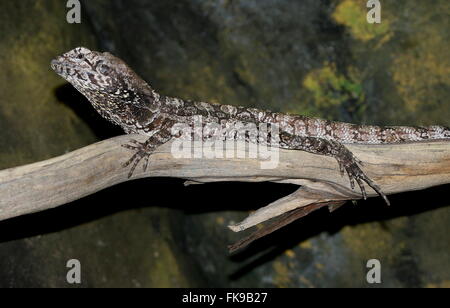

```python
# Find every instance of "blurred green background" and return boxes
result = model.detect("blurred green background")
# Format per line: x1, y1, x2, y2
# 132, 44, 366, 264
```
0, 0, 449, 287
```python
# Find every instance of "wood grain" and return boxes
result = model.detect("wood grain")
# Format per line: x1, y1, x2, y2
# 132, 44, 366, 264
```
0, 134, 449, 232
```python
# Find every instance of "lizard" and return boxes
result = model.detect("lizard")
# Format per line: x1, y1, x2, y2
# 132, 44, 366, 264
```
50, 47, 450, 206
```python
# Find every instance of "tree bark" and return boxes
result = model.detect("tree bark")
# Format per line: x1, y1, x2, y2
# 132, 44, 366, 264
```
1, 134, 449, 235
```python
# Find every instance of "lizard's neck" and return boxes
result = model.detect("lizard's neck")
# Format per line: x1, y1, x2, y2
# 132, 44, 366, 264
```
77, 82, 162, 133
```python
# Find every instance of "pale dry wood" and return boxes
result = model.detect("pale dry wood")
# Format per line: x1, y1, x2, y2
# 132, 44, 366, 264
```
228, 200, 346, 253
0, 134, 449, 232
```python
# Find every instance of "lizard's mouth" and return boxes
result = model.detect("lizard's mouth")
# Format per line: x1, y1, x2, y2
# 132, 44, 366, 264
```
51, 57, 80, 82
50, 57, 68, 75
50, 58, 64, 75
51, 54, 77, 74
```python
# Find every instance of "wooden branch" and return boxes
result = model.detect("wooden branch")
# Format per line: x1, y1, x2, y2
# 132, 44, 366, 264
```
1, 134, 449, 238
228, 200, 346, 253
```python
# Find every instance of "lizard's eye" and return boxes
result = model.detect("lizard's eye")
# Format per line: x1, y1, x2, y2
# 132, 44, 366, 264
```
77, 53, 84, 60
97, 63, 111, 75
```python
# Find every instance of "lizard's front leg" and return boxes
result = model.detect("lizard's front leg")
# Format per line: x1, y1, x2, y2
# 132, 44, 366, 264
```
279, 132, 390, 205
122, 129, 172, 178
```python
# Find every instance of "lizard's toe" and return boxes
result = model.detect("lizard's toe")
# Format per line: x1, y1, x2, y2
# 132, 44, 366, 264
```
340, 156, 389, 205
121, 140, 155, 178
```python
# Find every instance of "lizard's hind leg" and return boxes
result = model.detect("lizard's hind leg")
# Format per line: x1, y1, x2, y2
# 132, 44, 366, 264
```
279, 132, 390, 205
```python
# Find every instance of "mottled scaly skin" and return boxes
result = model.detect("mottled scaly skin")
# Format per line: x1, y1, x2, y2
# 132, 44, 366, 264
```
51, 47, 450, 205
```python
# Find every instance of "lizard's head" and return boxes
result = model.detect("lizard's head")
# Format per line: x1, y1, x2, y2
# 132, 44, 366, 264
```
51, 47, 153, 111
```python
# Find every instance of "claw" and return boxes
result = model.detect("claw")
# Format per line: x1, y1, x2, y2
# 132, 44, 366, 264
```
360, 176, 390, 206
142, 155, 150, 172
338, 161, 345, 177
122, 152, 139, 168
128, 157, 141, 178
338, 154, 390, 206
121, 139, 141, 150
121, 144, 138, 150
355, 177, 367, 200
348, 174, 355, 190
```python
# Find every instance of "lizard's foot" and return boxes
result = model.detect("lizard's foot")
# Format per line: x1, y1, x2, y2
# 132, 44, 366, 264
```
121, 139, 154, 178
336, 151, 390, 206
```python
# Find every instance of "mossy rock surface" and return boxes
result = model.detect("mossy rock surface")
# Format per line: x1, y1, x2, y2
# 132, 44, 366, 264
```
0, 0, 201, 288
0, 0, 449, 287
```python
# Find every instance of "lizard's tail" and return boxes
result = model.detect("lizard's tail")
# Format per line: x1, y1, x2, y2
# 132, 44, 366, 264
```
363, 124, 450, 144
295, 117, 450, 144
426, 125, 450, 140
